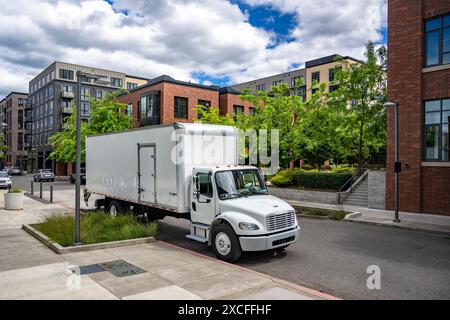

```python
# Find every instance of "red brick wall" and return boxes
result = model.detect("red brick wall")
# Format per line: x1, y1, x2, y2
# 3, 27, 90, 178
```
387, 0, 450, 215
218, 93, 254, 115
161, 83, 219, 123
118, 82, 219, 125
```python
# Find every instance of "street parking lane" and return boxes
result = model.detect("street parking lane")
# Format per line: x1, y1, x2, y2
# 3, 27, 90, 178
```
11, 174, 75, 192
156, 216, 450, 300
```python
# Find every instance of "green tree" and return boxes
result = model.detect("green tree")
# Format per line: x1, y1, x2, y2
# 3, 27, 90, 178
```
49, 91, 133, 163
0, 135, 9, 162
332, 41, 387, 168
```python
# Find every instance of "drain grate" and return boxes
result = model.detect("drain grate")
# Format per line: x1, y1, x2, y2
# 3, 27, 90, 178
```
75, 264, 105, 275
97, 260, 145, 277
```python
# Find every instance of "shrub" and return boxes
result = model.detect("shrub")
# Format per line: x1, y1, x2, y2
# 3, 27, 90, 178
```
270, 169, 293, 186
34, 212, 158, 247
8, 187, 22, 193
293, 171, 352, 190
331, 166, 355, 174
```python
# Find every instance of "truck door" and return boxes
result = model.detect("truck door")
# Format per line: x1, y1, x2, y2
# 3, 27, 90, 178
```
138, 144, 156, 203
191, 171, 215, 225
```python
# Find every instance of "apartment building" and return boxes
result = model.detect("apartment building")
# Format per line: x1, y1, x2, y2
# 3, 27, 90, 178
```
387, 1, 450, 215
118, 75, 253, 127
27, 61, 148, 175
231, 54, 360, 98
0, 92, 29, 170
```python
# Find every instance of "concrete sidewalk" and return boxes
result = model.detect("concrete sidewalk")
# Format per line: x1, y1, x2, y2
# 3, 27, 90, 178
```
0, 190, 335, 300
286, 199, 450, 235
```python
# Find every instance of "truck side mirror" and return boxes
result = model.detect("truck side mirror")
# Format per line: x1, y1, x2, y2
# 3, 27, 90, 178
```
193, 176, 199, 191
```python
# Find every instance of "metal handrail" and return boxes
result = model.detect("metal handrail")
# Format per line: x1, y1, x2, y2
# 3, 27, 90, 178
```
337, 160, 372, 205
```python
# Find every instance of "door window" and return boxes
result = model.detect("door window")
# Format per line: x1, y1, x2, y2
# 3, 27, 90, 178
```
197, 173, 213, 198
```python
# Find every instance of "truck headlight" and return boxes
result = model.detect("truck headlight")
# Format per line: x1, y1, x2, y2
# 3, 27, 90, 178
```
239, 222, 259, 230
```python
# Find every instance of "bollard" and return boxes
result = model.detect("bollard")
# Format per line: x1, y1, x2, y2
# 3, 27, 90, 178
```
40, 181, 43, 199
31, 181, 34, 195
50, 185, 53, 203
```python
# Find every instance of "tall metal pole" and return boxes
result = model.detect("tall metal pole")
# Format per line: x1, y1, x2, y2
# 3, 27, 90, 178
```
393, 103, 400, 223
75, 72, 82, 245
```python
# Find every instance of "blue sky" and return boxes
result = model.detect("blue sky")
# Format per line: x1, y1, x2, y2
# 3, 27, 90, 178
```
0, 0, 387, 98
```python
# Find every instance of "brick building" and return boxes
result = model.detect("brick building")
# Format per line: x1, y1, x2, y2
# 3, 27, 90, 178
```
387, 1, 450, 215
0, 92, 29, 170
118, 75, 253, 126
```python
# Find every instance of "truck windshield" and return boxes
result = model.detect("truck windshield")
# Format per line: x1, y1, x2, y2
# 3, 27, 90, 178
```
215, 169, 267, 200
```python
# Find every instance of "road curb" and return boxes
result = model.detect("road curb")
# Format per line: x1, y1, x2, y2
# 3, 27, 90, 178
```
343, 218, 450, 236
22, 224, 156, 254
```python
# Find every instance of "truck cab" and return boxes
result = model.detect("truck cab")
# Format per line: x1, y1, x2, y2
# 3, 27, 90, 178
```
188, 165, 300, 262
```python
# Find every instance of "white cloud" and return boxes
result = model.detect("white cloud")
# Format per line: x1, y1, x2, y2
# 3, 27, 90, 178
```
0, 0, 387, 98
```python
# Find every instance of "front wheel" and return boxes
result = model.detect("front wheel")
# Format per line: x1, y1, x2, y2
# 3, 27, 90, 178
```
211, 223, 242, 262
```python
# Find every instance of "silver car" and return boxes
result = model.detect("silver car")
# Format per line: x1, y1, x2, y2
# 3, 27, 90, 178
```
0, 172, 12, 189
33, 169, 55, 182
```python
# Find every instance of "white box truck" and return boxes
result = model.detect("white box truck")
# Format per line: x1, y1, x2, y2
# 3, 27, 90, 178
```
84, 123, 300, 261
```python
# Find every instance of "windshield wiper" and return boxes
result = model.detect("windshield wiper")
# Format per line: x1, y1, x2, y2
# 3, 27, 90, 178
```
221, 193, 241, 199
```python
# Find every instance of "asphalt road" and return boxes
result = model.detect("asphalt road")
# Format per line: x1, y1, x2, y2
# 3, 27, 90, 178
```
11, 174, 75, 192
157, 216, 450, 300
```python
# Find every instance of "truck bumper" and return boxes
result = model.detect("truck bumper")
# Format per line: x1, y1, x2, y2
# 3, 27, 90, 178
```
239, 226, 300, 252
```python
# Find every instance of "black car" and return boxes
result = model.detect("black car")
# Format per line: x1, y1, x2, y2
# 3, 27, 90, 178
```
69, 168, 86, 184
33, 169, 55, 182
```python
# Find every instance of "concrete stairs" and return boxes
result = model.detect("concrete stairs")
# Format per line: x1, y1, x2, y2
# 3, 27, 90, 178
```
343, 176, 368, 207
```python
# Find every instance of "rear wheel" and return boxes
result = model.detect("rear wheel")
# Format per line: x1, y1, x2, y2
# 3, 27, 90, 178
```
108, 200, 124, 217
212, 223, 242, 262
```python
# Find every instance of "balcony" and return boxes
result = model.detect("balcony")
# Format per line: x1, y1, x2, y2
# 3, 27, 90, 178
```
62, 107, 73, 114
62, 91, 75, 99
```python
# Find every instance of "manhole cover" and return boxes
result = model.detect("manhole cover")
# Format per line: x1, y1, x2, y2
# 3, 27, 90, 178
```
97, 260, 145, 277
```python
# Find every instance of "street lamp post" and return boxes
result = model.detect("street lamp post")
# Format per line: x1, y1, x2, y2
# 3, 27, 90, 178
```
74, 71, 110, 245
384, 101, 401, 223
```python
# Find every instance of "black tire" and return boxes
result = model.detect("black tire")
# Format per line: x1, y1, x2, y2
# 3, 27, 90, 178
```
211, 223, 242, 262
108, 200, 124, 217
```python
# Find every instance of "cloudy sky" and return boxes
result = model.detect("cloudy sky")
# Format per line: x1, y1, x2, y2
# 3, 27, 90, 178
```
0, 0, 387, 99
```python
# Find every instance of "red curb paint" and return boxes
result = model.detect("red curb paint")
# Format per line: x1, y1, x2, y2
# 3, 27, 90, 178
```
158, 240, 341, 300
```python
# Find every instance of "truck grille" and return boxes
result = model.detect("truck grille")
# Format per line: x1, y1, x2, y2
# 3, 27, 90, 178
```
266, 212, 295, 231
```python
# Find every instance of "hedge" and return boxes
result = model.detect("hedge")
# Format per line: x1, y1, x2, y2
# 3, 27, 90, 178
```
270, 169, 352, 190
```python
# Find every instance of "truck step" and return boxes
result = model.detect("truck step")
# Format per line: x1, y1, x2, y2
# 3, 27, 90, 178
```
185, 234, 208, 244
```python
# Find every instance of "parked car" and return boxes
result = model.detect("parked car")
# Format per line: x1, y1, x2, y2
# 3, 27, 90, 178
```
0, 172, 12, 189
9, 167, 22, 176
69, 168, 86, 184
33, 169, 55, 182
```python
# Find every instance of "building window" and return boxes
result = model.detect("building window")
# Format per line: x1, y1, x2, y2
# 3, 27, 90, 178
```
292, 86, 306, 100
329, 84, 339, 93
312, 88, 319, 95
48, 101, 54, 114
425, 14, 450, 67
59, 69, 74, 80
111, 77, 123, 87
174, 97, 188, 119
18, 133, 23, 150
256, 84, 266, 91
249, 107, 256, 115
139, 92, 161, 121
18, 110, 24, 129
233, 105, 244, 114
127, 103, 133, 116
424, 99, 450, 161
96, 89, 105, 100
311, 71, 320, 84
48, 116, 53, 129
272, 80, 283, 87
127, 82, 138, 90
81, 102, 90, 116
291, 76, 303, 87
81, 88, 90, 101
197, 100, 211, 119
62, 84, 73, 92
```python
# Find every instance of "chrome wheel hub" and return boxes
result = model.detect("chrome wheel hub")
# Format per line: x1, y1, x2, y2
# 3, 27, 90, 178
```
215, 232, 231, 256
